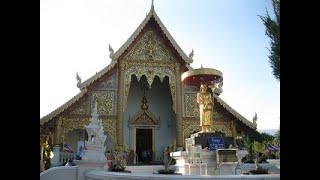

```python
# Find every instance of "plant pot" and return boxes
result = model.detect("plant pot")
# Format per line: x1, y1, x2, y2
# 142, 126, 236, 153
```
249, 168, 268, 174
158, 169, 175, 174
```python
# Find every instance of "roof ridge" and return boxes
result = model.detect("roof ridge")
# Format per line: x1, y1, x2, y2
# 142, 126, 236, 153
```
40, 88, 88, 125
111, 5, 192, 64
214, 95, 256, 130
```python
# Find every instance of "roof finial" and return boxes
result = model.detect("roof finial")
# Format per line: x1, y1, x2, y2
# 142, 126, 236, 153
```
253, 112, 257, 127
76, 72, 82, 88
109, 44, 114, 58
189, 49, 194, 59
151, 0, 154, 10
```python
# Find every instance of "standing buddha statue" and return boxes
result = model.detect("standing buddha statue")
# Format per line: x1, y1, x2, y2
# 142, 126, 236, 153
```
197, 83, 213, 132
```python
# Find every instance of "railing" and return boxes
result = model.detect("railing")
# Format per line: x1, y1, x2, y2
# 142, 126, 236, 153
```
59, 152, 76, 165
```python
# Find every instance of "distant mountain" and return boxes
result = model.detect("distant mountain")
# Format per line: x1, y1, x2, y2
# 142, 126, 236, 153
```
259, 129, 278, 136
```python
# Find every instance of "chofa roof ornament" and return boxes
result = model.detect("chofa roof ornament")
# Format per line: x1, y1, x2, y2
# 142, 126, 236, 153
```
253, 112, 257, 128
108, 44, 114, 59
189, 49, 194, 60
76, 72, 82, 88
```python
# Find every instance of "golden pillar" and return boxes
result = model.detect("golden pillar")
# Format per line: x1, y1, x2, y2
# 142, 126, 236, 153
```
116, 63, 125, 147
175, 63, 183, 147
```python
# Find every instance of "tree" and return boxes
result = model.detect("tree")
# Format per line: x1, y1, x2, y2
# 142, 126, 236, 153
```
273, 129, 280, 158
259, 0, 280, 81
253, 141, 266, 169
273, 129, 280, 146
260, 132, 274, 142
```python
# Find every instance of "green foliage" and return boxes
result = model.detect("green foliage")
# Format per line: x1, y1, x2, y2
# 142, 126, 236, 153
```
242, 131, 276, 162
243, 136, 254, 154
260, 132, 274, 143
259, 0, 280, 81
273, 129, 280, 145
253, 141, 266, 155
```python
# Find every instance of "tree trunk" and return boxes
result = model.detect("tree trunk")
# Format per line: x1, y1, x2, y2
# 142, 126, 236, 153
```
255, 153, 260, 170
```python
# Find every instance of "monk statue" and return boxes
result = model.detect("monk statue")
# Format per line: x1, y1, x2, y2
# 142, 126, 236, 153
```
197, 83, 213, 132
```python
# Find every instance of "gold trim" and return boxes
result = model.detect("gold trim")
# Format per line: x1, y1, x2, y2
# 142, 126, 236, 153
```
181, 68, 223, 82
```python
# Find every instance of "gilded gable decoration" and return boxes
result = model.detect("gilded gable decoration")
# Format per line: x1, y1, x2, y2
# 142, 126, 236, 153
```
60, 117, 90, 136
69, 97, 90, 116
210, 124, 233, 137
129, 92, 159, 127
124, 30, 176, 61
129, 110, 159, 127
92, 91, 115, 116
95, 72, 117, 90
101, 118, 116, 143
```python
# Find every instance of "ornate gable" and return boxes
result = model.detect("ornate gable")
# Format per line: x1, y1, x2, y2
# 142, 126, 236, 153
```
111, 6, 192, 65
129, 110, 159, 126
123, 30, 176, 61
129, 94, 159, 127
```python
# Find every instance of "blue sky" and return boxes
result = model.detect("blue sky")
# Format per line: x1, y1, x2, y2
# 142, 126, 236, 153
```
41, 0, 279, 130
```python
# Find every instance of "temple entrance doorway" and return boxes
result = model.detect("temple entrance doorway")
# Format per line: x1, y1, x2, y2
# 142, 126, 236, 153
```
124, 74, 176, 162
136, 128, 153, 163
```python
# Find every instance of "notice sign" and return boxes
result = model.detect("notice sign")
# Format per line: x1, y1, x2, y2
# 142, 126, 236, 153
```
192, 145, 202, 159
208, 137, 225, 151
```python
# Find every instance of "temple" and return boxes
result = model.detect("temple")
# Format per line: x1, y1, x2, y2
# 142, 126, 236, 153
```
40, 4, 258, 163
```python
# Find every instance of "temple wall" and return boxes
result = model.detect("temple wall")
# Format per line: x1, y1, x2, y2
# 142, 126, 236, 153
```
91, 71, 118, 117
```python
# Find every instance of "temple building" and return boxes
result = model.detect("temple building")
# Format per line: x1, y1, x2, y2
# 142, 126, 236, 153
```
40, 4, 258, 162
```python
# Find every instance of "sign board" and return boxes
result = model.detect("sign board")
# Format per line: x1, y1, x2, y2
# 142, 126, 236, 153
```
208, 136, 225, 151
192, 145, 202, 159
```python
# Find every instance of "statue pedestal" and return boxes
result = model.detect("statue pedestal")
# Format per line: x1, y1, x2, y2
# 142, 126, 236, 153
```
189, 132, 234, 149
171, 132, 247, 175
171, 150, 248, 175
170, 150, 218, 175
81, 145, 106, 163
75, 160, 106, 180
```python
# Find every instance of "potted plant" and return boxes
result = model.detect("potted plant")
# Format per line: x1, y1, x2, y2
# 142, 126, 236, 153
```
158, 146, 175, 174
249, 141, 268, 174
108, 146, 130, 172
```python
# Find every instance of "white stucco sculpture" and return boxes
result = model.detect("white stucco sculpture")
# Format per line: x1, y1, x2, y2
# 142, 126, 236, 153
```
81, 101, 107, 163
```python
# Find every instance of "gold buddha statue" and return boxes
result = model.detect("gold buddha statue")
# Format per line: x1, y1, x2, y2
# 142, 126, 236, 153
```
197, 83, 213, 132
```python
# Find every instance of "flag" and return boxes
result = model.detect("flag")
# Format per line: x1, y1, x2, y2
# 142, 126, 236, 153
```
63, 143, 73, 153
266, 143, 279, 152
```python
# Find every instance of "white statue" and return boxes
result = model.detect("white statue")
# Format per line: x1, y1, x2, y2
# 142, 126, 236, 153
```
109, 44, 114, 58
76, 72, 82, 88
